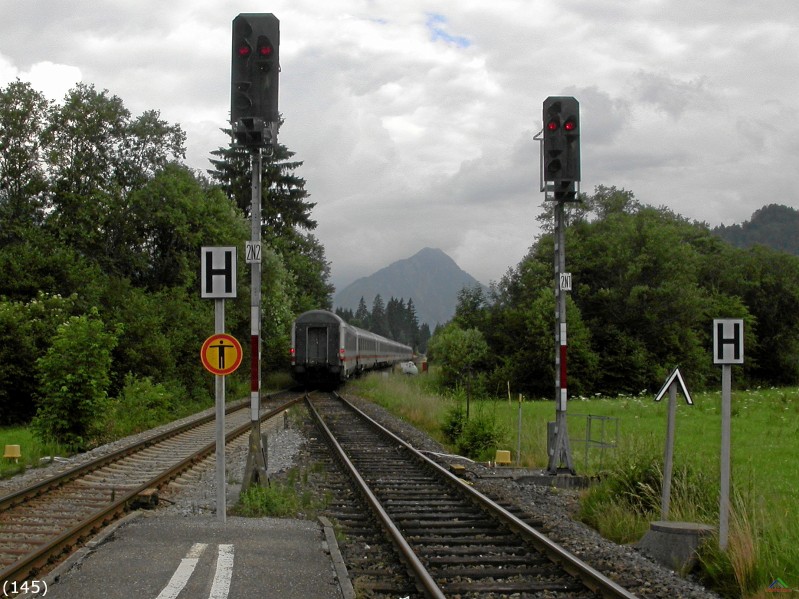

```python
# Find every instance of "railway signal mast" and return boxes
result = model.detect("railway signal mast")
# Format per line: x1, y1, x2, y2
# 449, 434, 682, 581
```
540, 96, 580, 474
232, 13, 280, 489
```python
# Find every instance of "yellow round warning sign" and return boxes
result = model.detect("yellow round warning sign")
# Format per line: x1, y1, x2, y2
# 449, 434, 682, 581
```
201, 334, 243, 376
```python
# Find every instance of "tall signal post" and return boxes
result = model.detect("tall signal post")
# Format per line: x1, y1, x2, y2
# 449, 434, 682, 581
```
540, 96, 580, 474
231, 13, 280, 489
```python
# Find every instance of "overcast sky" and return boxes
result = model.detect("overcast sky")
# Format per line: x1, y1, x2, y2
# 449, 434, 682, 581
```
2, 1, 797, 289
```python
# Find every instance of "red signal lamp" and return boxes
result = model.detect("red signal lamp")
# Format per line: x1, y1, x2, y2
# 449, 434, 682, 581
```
546, 120, 558, 132
563, 119, 577, 132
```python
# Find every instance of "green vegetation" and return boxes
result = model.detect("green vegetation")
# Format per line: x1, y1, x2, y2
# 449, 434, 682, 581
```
714, 204, 799, 256
234, 466, 330, 518
0, 427, 66, 478
0, 80, 331, 450
433, 187, 799, 400
352, 372, 799, 598
336, 295, 432, 353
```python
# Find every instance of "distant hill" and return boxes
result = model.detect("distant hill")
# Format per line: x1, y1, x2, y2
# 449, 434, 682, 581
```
713, 204, 799, 254
334, 248, 485, 328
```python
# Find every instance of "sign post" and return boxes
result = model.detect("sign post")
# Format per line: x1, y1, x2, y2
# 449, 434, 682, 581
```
654, 367, 693, 520
200, 247, 239, 524
713, 318, 744, 550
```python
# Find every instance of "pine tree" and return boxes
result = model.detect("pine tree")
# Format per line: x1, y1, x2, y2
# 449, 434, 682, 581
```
354, 296, 370, 329
208, 119, 333, 310
370, 295, 388, 336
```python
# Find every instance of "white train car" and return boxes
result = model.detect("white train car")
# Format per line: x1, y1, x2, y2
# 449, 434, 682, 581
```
291, 310, 413, 387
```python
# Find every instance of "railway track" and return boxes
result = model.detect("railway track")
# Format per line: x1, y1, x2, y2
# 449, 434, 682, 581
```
307, 392, 639, 599
0, 393, 304, 590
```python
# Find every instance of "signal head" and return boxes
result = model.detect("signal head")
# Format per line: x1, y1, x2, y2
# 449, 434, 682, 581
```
542, 96, 580, 183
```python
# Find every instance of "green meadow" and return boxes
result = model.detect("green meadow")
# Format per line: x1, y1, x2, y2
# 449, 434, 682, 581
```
351, 373, 799, 599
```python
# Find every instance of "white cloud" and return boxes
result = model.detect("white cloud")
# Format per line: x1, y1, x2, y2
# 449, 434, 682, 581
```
20, 62, 83, 101
1, 0, 798, 288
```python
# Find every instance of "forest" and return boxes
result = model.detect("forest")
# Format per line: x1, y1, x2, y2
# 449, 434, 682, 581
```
335, 295, 432, 352
0, 80, 332, 445
432, 187, 799, 398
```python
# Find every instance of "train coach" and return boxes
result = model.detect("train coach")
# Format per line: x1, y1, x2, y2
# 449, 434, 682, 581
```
291, 310, 413, 387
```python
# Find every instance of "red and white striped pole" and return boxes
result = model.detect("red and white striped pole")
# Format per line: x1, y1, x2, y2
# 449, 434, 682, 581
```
548, 198, 575, 474
242, 148, 268, 489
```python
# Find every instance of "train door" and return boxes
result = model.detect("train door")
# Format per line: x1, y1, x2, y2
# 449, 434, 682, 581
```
307, 326, 329, 364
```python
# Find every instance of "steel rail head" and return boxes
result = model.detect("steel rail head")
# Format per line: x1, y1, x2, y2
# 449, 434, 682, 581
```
304, 393, 446, 599
1, 394, 304, 590
331, 392, 639, 599
0, 398, 253, 513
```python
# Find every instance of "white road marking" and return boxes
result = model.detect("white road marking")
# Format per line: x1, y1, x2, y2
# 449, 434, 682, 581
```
208, 544, 235, 599
156, 543, 208, 599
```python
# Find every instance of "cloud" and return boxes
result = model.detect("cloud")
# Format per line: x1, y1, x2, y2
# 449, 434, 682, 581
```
633, 71, 711, 118
1, 0, 799, 289
19, 62, 83, 101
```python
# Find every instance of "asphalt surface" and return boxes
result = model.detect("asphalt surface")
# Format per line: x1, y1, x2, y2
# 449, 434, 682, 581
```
33, 513, 345, 599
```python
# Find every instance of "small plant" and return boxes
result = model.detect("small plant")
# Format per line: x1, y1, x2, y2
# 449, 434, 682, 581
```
234, 467, 328, 518
441, 392, 505, 459
237, 482, 302, 518
442, 404, 466, 443
456, 412, 505, 460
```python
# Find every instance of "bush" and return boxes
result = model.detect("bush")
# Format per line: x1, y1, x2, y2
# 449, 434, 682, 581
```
31, 309, 120, 450
441, 392, 505, 459
101, 374, 179, 439
0, 293, 76, 424
442, 403, 466, 443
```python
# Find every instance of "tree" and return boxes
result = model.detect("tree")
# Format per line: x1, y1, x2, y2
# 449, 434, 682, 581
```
0, 80, 50, 245
208, 121, 333, 311
354, 297, 370, 329
44, 84, 186, 273
0, 293, 76, 424
418, 323, 432, 354
111, 163, 247, 289
453, 285, 489, 331
406, 298, 420, 349
370, 295, 388, 336
427, 324, 489, 389
208, 121, 316, 232
0, 81, 256, 426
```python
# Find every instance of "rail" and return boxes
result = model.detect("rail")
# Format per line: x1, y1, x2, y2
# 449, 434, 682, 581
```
0, 395, 304, 590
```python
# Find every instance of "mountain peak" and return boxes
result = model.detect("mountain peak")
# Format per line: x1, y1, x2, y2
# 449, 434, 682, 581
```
334, 249, 484, 328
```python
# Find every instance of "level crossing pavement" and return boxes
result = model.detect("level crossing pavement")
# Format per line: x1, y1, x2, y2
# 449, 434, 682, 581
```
29, 513, 350, 599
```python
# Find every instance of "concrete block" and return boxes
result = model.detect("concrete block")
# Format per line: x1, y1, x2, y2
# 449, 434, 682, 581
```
637, 520, 715, 572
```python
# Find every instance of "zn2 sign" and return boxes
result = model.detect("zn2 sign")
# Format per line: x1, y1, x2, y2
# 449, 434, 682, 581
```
245, 241, 262, 264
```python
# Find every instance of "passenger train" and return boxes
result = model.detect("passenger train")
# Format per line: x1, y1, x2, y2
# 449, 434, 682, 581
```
291, 310, 413, 387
